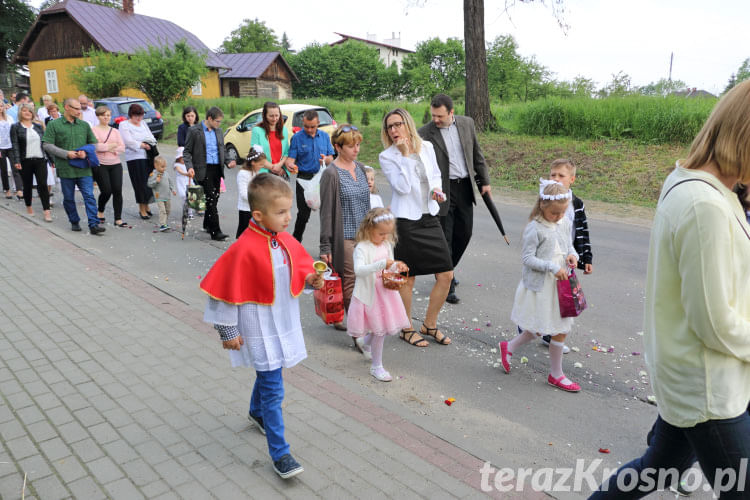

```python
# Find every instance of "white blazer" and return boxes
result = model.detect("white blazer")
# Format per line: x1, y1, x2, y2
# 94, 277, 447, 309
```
351, 240, 393, 307
379, 141, 443, 220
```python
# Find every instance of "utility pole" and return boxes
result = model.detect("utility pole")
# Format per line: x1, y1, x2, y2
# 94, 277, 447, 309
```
668, 52, 673, 82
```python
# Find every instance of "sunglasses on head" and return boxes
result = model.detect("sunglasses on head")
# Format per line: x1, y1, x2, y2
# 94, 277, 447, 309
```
339, 125, 358, 133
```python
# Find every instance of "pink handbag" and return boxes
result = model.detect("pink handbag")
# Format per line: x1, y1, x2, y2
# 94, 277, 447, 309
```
557, 268, 587, 318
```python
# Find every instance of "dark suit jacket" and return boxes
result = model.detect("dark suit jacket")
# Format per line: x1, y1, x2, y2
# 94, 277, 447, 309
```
418, 115, 490, 217
183, 123, 228, 182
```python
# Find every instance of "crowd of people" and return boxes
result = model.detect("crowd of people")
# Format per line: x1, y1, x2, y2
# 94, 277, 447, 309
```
3, 86, 749, 493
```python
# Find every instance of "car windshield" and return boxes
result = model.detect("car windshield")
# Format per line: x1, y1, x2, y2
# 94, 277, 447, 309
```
292, 109, 333, 128
117, 101, 154, 115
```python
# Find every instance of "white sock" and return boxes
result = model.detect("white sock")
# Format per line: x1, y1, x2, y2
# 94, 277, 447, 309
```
370, 335, 384, 369
508, 330, 536, 354
549, 340, 571, 384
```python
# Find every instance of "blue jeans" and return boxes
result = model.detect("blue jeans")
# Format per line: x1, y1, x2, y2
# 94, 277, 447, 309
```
249, 368, 289, 461
60, 176, 98, 228
590, 410, 750, 499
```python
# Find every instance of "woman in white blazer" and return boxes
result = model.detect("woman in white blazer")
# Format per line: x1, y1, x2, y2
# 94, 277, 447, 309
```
378, 108, 453, 348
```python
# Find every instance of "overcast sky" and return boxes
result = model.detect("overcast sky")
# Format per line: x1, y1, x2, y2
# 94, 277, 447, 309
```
30, 0, 749, 95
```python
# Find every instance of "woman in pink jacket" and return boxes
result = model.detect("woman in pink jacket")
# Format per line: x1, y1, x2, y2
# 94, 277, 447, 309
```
92, 106, 126, 227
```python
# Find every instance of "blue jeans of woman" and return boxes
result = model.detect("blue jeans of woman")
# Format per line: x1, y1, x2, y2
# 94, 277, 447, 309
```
249, 368, 289, 461
589, 410, 750, 499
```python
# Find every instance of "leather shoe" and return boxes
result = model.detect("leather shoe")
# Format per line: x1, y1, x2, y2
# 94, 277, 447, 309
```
71, 223, 82, 232
452, 278, 459, 287
90, 225, 106, 235
445, 292, 460, 304
211, 232, 228, 241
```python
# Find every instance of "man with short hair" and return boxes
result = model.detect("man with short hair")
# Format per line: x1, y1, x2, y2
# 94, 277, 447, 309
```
37, 95, 54, 122
7, 93, 29, 121
285, 109, 333, 242
418, 94, 491, 304
184, 106, 236, 241
78, 95, 97, 127
43, 98, 104, 234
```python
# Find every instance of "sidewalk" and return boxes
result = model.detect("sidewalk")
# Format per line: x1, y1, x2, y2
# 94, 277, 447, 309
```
0, 207, 541, 499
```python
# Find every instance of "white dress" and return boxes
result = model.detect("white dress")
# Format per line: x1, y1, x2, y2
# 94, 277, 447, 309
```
511, 219, 575, 335
203, 243, 307, 371
174, 162, 190, 199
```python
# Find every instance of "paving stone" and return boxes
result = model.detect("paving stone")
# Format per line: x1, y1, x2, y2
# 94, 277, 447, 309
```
52, 455, 88, 484
87, 455, 124, 484
57, 420, 89, 445
33, 392, 62, 411
70, 437, 105, 462
18, 454, 54, 480
26, 420, 57, 443
29, 474, 69, 500
45, 405, 74, 426
103, 478, 145, 500
67, 476, 107, 500
121, 458, 159, 487
152, 460, 193, 488
102, 439, 139, 465
88, 421, 119, 444
7, 436, 39, 460
1, 419, 27, 441
141, 479, 171, 497
39, 437, 71, 462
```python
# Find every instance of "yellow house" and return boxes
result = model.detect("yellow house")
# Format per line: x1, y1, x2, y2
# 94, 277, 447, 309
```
13, 0, 228, 104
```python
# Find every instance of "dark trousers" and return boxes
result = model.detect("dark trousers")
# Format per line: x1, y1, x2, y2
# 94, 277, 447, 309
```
1, 150, 23, 192
440, 177, 474, 269
590, 410, 750, 498
93, 163, 124, 220
20, 158, 50, 210
126, 158, 153, 205
196, 164, 222, 236
292, 172, 315, 242
237, 210, 251, 239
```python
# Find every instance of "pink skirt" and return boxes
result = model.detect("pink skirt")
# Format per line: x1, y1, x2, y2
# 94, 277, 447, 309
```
347, 277, 410, 337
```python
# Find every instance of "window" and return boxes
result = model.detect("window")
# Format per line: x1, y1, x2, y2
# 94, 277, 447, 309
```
84, 66, 95, 72
45, 70, 58, 93
191, 81, 202, 96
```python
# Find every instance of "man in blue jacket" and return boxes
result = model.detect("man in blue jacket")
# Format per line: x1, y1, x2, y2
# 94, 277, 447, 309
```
285, 110, 333, 242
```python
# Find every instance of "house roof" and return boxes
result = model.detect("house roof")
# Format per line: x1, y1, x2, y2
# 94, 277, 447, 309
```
14, 0, 228, 69
216, 52, 298, 81
330, 33, 414, 53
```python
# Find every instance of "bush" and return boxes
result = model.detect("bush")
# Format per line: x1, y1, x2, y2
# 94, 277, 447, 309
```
494, 96, 717, 144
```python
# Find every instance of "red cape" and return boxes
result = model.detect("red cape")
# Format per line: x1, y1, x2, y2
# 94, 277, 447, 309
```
200, 221, 314, 305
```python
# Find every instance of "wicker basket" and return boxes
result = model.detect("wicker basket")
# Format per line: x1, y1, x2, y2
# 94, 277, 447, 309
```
382, 270, 408, 290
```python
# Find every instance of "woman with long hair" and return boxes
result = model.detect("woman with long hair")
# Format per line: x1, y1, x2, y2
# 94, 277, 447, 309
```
177, 105, 198, 147
250, 101, 290, 177
0, 104, 22, 200
10, 103, 51, 221
92, 105, 126, 226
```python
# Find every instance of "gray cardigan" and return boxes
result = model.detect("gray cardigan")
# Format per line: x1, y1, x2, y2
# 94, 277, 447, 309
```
520, 217, 578, 292
319, 161, 367, 275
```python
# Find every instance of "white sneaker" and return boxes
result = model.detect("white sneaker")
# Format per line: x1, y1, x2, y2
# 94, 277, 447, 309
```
541, 335, 570, 354
355, 337, 372, 360
370, 366, 392, 382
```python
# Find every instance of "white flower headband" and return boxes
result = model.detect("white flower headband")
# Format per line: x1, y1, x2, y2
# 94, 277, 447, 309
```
373, 213, 395, 224
539, 178, 572, 201
246, 144, 265, 162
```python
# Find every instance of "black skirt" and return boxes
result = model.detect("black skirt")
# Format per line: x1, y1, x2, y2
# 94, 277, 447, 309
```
394, 214, 453, 276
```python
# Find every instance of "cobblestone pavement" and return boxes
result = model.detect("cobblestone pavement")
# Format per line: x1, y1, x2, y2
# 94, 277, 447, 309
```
0, 205, 544, 499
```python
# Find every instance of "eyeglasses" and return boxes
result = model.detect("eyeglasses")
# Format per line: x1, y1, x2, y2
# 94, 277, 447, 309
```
339, 125, 358, 133
386, 121, 404, 131
68, 105, 81, 111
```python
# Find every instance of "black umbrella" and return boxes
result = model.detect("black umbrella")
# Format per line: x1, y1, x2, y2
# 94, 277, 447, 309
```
476, 179, 510, 245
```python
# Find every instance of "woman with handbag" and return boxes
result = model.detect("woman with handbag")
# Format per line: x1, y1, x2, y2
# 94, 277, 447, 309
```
590, 80, 750, 499
10, 103, 51, 221
379, 109, 452, 348
319, 124, 370, 331
92, 106, 126, 227
119, 103, 157, 220
0, 103, 23, 200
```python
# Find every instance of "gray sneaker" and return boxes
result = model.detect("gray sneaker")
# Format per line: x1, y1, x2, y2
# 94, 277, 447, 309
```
273, 454, 303, 479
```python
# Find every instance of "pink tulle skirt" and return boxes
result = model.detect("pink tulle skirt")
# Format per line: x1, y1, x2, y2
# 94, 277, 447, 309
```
347, 277, 410, 337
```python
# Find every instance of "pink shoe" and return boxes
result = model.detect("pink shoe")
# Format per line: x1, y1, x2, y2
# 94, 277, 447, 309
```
499, 341, 511, 374
547, 374, 581, 392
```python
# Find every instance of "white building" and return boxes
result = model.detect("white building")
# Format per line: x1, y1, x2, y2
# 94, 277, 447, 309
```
330, 32, 414, 71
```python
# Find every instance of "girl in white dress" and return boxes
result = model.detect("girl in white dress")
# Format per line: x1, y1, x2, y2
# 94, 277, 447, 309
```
500, 179, 580, 392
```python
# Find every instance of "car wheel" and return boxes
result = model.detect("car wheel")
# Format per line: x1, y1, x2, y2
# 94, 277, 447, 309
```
154, 133, 162, 141
226, 144, 239, 163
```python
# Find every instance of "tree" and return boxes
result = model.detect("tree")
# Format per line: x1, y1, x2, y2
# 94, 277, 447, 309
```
130, 41, 208, 109
569, 75, 596, 98
220, 18, 280, 53
637, 78, 687, 97
280, 32, 291, 53
402, 37, 465, 99
0, 0, 35, 80
39, 0, 123, 9
464, 0, 494, 130
69, 49, 135, 98
735, 58, 750, 84
486, 35, 524, 101
288, 41, 388, 100
600, 71, 633, 97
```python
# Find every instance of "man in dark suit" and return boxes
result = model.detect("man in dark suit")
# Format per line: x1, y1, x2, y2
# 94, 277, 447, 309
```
418, 94, 491, 304
184, 107, 236, 241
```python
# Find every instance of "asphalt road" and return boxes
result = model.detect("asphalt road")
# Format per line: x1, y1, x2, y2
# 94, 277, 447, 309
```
7, 143, 711, 499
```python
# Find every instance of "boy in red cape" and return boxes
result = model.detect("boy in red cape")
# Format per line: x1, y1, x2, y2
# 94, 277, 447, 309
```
201, 173, 323, 479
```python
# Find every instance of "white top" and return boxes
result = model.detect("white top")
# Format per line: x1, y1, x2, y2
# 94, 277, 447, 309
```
370, 193, 384, 208
520, 217, 577, 292
352, 240, 392, 307
0, 116, 14, 149
644, 166, 750, 427
203, 244, 307, 371
81, 107, 98, 128
439, 120, 469, 179
236, 169, 256, 211
173, 161, 190, 198
119, 120, 156, 161
22, 124, 44, 159
379, 141, 442, 220
37, 106, 49, 122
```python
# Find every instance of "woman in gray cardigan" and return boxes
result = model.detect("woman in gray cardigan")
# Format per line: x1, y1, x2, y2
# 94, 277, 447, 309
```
319, 124, 370, 331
